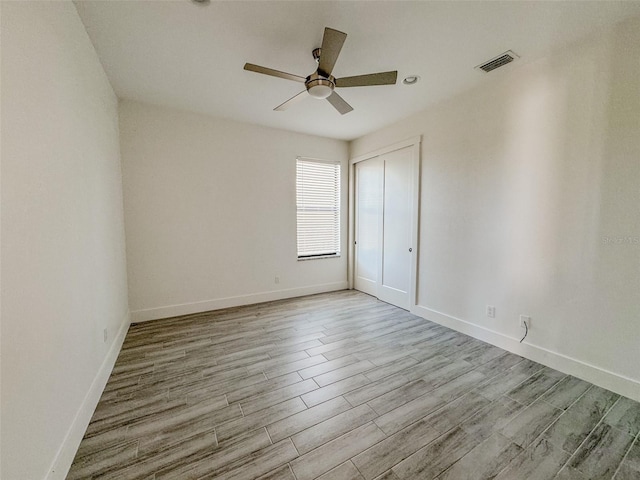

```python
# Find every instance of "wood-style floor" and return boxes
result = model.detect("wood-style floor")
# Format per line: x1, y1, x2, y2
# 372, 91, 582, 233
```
68, 291, 640, 480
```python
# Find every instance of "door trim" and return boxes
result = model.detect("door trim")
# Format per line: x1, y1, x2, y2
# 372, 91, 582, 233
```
348, 136, 421, 310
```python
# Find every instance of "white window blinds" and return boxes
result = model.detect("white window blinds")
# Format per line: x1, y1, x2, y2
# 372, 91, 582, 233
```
296, 158, 341, 258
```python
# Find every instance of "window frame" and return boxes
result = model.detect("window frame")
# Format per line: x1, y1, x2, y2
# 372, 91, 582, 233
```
295, 156, 341, 261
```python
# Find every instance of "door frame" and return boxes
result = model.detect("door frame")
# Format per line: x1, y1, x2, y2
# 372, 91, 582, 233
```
348, 136, 421, 310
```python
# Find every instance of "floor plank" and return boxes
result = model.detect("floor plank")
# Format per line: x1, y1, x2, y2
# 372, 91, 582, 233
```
290, 422, 386, 480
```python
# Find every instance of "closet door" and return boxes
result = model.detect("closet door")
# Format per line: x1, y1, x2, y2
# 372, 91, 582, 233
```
353, 146, 414, 310
354, 157, 383, 297
377, 146, 413, 310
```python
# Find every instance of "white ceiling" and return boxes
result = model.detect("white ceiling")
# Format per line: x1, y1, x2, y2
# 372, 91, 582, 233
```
75, 1, 640, 141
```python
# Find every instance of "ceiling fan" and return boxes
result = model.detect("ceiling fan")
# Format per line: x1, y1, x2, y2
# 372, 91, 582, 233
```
244, 27, 398, 115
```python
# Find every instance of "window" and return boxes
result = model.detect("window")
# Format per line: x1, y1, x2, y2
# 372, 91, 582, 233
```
296, 158, 341, 259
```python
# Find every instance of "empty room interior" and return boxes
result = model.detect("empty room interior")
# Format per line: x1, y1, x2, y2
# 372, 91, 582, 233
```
2, 1, 640, 479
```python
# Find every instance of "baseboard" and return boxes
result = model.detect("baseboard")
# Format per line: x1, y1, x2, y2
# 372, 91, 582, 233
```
131, 281, 350, 323
46, 310, 131, 480
412, 304, 640, 402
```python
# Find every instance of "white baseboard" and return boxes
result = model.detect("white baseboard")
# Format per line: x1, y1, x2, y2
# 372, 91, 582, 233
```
412, 304, 640, 402
46, 310, 131, 480
131, 282, 350, 323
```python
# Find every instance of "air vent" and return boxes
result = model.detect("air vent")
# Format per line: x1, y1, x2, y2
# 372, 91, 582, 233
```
476, 50, 519, 73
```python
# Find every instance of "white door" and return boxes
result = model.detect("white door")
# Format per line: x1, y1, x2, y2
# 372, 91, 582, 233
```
354, 157, 383, 297
378, 147, 413, 310
354, 146, 414, 310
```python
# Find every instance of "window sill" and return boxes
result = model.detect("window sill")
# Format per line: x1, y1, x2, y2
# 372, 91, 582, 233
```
297, 254, 342, 261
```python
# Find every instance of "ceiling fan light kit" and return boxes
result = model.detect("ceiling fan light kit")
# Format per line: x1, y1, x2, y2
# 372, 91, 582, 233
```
306, 74, 334, 99
244, 27, 398, 115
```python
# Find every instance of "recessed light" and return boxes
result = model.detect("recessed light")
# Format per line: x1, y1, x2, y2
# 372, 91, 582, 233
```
191, 0, 210, 5
403, 75, 420, 85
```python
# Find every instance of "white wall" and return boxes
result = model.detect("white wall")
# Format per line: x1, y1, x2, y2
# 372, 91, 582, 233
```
119, 101, 349, 321
1, 2, 130, 479
351, 16, 640, 400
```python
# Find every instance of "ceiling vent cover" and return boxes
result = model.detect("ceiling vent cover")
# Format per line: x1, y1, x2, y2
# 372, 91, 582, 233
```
476, 50, 519, 73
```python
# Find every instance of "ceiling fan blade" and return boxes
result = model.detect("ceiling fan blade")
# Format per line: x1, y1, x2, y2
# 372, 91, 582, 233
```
244, 63, 306, 83
318, 27, 347, 78
335, 71, 398, 88
274, 90, 308, 111
326, 91, 353, 115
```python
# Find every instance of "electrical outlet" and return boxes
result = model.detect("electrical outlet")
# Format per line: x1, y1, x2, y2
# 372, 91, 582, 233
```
103, 328, 108, 343
275, 276, 280, 284
520, 315, 531, 329
486, 305, 496, 318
